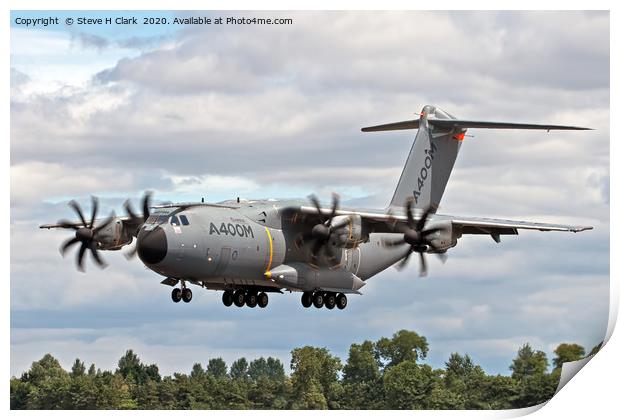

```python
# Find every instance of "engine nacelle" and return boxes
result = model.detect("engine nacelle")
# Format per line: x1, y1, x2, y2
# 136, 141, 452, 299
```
94, 218, 133, 250
424, 220, 458, 252
330, 215, 365, 248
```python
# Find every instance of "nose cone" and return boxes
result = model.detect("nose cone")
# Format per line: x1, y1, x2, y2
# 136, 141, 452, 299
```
137, 226, 167, 265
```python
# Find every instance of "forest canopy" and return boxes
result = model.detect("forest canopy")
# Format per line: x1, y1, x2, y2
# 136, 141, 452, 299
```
10, 329, 599, 410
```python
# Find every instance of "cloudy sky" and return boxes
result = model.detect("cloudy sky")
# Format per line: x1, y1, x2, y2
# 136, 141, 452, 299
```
10, 10, 609, 377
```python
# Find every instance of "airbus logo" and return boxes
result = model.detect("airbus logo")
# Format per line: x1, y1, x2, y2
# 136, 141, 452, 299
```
412, 140, 437, 204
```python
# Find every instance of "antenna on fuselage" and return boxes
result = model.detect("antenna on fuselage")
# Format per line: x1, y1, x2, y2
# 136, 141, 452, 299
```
201, 197, 204, 203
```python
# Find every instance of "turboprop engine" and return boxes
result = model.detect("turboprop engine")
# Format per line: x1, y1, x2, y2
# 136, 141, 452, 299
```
329, 214, 366, 248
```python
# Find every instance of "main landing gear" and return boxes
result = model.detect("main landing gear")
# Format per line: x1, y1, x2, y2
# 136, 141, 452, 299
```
301, 291, 347, 310
222, 289, 269, 309
171, 286, 192, 303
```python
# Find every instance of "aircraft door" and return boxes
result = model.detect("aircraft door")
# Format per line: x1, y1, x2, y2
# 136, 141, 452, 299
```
215, 247, 232, 276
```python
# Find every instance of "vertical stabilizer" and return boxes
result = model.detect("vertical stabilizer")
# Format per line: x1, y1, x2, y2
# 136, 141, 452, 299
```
388, 105, 464, 210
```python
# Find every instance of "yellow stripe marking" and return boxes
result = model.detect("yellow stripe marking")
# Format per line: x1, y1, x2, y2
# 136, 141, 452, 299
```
264, 227, 274, 273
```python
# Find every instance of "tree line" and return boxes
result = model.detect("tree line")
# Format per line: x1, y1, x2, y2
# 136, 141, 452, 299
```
10, 330, 601, 410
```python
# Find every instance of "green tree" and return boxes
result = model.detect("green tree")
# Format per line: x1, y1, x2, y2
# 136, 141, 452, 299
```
190, 362, 206, 379
509, 344, 556, 408
116, 350, 159, 385
207, 358, 228, 378
343, 340, 380, 383
70, 358, 86, 378
19, 354, 71, 409
341, 340, 383, 409
442, 353, 489, 409
266, 357, 286, 381
87, 363, 96, 376
248, 357, 285, 382
552, 343, 585, 370
10, 377, 32, 409
290, 346, 342, 409
383, 360, 438, 409
375, 330, 429, 368
479, 375, 518, 409
509, 344, 548, 380
230, 357, 249, 380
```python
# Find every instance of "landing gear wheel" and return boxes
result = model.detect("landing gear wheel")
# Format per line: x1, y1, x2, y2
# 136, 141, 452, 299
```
233, 290, 245, 307
301, 292, 313, 308
324, 293, 336, 310
257, 292, 269, 308
181, 288, 193, 303
246, 292, 258, 308
222, 290, 233, 307
313, 293, 324, 308
336, 293, 347, 310
171, 288, 182, 303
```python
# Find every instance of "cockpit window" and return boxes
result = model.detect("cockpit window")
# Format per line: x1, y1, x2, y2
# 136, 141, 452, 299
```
156, 215, 169, 224
179, 215, 189, 226
170, 215, 180, 226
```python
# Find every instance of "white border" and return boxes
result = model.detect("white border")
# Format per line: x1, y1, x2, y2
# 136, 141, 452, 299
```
4, 1, 615, 419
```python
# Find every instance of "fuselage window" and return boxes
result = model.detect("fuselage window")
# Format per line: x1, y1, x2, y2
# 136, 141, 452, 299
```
170, 215, 180, 226
179, 215, 189, 226
156, 215, 169, 224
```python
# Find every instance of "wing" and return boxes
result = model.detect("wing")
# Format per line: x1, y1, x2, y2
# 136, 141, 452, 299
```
39, 216, 144, 236
448, 215, 592, 233
294, 205, 592, 236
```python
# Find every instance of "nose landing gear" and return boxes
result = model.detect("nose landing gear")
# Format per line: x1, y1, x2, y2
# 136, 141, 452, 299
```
171, 281, 193, 303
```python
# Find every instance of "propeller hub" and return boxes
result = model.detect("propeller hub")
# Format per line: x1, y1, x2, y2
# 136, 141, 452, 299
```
404, 230, 421, 245
312, 223, 331, 240
76, 227, 94, 242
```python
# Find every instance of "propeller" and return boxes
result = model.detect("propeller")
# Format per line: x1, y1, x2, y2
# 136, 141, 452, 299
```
57, 196, 115, 272
297, 193, 350, 265
382, 199, 448, 276
123, 192, 152, 259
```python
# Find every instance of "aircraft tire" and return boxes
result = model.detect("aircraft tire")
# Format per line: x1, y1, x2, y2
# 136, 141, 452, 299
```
233, 290, 245, 307
324, 293, 336, 310
336, 293, 347, 310
246, 292, 258, 308
182, 288, 193, 303
301, 292, 313, 308
313, 293, 324, 308
171, 288, 182, 303
257, 292, 269, 308
222, 290, 233, 307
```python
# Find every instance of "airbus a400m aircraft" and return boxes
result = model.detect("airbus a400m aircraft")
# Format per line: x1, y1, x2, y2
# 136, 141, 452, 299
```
41, 106, 592, 310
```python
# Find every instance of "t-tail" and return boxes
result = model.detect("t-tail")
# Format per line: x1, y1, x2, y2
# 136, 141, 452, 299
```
362, 105, 591, 211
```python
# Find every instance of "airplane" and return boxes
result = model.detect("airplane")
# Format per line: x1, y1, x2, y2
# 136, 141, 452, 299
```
40, 105, 593, 310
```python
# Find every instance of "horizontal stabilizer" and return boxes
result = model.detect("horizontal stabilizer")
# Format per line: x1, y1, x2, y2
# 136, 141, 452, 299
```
429, 119, 592, 131
362, 118, 591, 132
361, 119, 420, 132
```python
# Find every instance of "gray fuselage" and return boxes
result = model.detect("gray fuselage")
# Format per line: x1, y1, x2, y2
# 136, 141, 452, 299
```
136, 199, 410, 294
